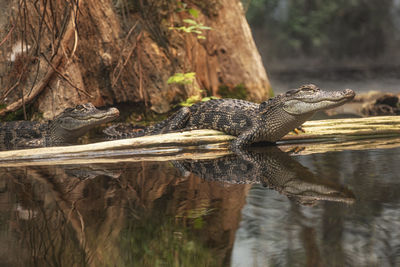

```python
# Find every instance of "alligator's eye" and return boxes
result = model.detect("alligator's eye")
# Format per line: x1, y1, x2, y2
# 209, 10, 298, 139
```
300, 84, 319, 92
286, 89, 298, 96
75, 105, 87, 111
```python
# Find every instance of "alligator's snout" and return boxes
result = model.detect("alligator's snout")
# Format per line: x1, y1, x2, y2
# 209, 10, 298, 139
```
109, 107, 120, 117
343, 89, 355, 99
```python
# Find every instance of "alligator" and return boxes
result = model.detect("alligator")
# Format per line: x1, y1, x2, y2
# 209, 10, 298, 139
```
0, 103, 119, 149
173, 146, 355, 205
104, 84, 355, 149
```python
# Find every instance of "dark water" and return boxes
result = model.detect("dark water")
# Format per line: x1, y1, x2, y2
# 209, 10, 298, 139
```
1, 146, 399, 266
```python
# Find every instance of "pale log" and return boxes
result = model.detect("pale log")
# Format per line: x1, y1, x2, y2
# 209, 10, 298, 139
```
0, 116, 399, 165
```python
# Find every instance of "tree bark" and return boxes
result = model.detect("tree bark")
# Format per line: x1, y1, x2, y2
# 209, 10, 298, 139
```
0, 0, 271, 119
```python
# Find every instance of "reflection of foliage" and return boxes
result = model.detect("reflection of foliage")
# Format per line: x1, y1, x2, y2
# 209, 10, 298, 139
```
119, 211, 218, 266
246, 0, 396, 58
176, 206, 216, 229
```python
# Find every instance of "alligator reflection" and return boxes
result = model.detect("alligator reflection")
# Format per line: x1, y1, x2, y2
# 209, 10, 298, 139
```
174, 146, 355, 205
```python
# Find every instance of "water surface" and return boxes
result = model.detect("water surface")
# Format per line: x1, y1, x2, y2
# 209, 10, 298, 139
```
1, 146, 399, 266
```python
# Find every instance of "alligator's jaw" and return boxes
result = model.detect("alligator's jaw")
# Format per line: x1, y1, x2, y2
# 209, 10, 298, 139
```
258, 85, 356, 142
283, 89, 355, 115
50, 104, 119, 143
62, 107, 120, 132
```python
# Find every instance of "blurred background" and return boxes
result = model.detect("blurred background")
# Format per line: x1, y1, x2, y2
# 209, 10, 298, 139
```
245, 0, 400, 94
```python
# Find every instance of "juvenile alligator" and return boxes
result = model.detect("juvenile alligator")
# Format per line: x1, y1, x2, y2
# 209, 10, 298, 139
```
104, 84, 355, 148
0, 103, 119, 149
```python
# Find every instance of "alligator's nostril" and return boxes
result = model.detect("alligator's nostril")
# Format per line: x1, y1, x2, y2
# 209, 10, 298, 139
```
343, 89, 355, 98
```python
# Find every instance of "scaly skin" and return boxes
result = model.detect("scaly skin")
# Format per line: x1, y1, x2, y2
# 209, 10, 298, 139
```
0, 103, 119, 149
104, 84, 355, 149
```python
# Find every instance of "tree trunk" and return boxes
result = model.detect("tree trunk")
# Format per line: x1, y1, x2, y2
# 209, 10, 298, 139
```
0, 0, 271, 119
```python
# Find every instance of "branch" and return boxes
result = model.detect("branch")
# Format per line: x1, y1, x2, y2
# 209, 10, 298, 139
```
0, 6, 78, 117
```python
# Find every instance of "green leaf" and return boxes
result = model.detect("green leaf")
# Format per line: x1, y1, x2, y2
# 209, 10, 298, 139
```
183, 19, 197, 25
189, 8, 199, 18
198, 25, 212, 30
185, 72, 196, 78
201, 96, 219, 102
167, 72, 196, 85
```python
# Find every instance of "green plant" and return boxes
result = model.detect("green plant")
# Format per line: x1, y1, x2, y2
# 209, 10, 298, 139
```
176, 206, 215, 229
168, 72, 219, 106
169, 19, 212, 39
167, 72, 196, 85
179, 94, 219, 107
175, 2, 200, 18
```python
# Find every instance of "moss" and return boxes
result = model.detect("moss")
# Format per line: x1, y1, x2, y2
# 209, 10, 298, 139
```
0, 104, 43, 122
269, 87, 275, 97
1, 108, 25, 122
217, 84, 248, 99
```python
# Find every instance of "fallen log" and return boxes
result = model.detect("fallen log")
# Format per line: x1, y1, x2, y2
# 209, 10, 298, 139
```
0, 115, 399, 165
281, 115, 400, 141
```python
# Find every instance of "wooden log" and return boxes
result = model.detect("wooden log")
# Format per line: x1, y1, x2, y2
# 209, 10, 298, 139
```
0, 116, 399, 165
0, 129, 234, 163
281, 115, 400, 141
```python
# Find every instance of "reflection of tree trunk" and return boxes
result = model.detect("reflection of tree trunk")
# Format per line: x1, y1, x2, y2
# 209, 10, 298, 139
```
123, 161, 251, 265
0, 0, 271, 119
321, 202, 345, 267
5, 161, 250, 265
301, 226, 323, 267
171, 175, 252, 265
312, 153, 346, 266
11, 166, 129, 266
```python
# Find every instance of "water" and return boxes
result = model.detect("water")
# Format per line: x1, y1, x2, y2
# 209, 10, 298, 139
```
1, 145, 399, 266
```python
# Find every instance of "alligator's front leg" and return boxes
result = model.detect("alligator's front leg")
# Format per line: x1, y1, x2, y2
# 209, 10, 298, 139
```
160, 106, 191, 133
230, 129, 259, 152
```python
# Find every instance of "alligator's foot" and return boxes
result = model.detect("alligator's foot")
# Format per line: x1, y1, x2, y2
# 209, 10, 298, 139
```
286, 146, 306, 154
292, 126, 305, 134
